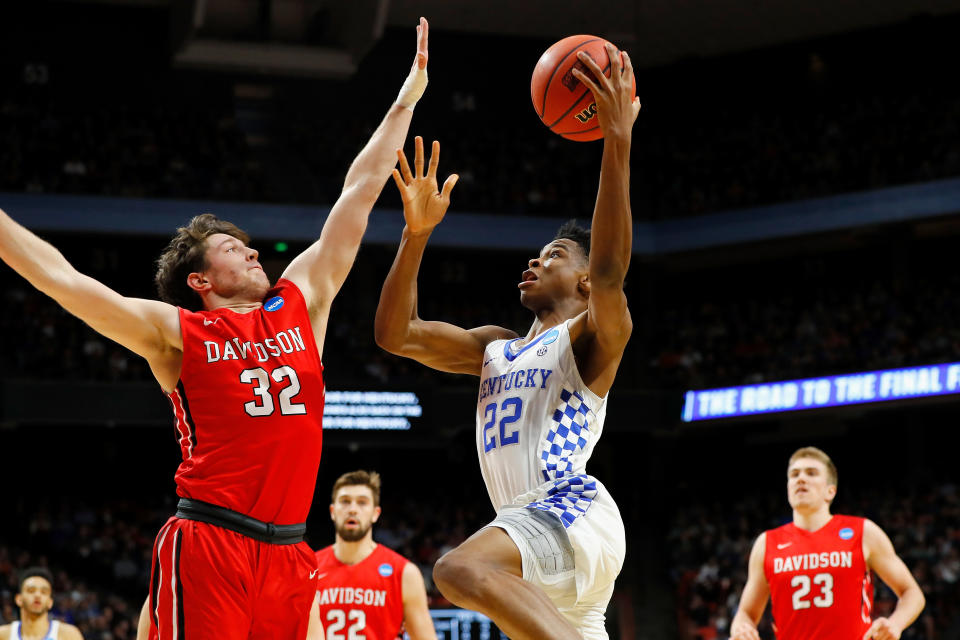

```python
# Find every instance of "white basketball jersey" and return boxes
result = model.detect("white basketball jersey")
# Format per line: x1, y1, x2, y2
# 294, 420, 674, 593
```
9, 621, 60, 639
476, 319, 607, 516
477, 319, 625, 605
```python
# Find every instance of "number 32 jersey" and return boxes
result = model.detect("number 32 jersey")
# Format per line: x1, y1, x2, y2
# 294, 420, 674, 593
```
764, 515, 874, 640
169, 278, 324, 525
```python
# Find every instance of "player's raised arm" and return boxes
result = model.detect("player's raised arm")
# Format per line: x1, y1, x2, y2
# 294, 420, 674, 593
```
565, 44, 641, 396
374, 137, 517, 375
0, 207, 182, 389
862, 519, 925, 639
401, 562, 438, 640
730, 532, 770, 640
282, 18, 429, 316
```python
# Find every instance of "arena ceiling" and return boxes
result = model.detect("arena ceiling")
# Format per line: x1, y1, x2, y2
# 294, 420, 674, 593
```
387, 0, 960, 66
51, 0, 960, 75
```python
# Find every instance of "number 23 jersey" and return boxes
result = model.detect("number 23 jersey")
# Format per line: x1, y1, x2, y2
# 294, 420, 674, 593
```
169, 278, 324, 525
764, 515, 874, 640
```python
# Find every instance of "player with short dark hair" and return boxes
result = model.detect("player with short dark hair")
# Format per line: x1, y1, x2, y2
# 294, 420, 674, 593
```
730, 446, 925, 640
0, 568, 82, 640
374, 44, 640, 640
1, 18, 433, 640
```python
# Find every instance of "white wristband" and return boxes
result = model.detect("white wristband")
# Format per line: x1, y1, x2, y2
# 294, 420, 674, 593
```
395, 66, 428, 109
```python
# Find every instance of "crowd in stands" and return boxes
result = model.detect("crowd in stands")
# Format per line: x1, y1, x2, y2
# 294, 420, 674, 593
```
668, 481, 959, 639
648, 265, 960, 390
2, 20, 959, 221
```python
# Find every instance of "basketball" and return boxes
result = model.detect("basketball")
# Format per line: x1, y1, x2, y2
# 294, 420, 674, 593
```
530, 35, 636, 141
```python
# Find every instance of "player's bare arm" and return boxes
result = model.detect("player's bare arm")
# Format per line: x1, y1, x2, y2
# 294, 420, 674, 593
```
731, 532, 770, 640
0, 208, 183, 391
375, 136, 517, 375
565, 44, 641, 397
282, 18, 430, 356
400, 562, 438, 640
862, 519, 925, 640
305, 592, 326, 640
59, 623, 85, 640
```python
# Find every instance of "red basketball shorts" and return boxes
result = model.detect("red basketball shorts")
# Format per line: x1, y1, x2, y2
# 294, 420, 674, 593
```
147, 517, 317, 640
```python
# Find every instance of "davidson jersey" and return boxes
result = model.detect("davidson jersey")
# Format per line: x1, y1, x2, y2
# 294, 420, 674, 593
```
314, 544, 408, 640
764, 515, 873, 640
169, 278, 325, 525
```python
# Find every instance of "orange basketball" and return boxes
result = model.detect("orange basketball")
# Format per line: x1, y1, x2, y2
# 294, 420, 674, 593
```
530, 35, 636, 141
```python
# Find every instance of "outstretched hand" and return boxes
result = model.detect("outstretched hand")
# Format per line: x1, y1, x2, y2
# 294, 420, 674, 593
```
392, 136, 459, 235
571, 43, 641, 139
396, 18, 429, 109
413, 16, 428, 71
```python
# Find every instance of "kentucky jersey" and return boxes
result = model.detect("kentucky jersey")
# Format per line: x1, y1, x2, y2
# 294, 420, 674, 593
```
764, 515, 874, 640
477, 319, 625, 602
315, 544, 408, 640
169, 278, 325, 525
8, 621, 61, 639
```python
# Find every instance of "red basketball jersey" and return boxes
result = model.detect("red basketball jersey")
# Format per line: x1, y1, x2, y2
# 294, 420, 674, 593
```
764, 515, 873, 640
168, 279, 324, 524
315, 544, 409, 640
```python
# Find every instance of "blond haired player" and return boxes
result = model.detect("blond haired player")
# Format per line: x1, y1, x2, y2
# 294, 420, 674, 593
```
731, 447, 925, 640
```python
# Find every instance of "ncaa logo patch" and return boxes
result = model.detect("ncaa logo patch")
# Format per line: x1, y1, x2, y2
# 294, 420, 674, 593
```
378, 563, 393, 577
838, 527, 854, 540
542, 328, 560, 345
264, 296, 284, 312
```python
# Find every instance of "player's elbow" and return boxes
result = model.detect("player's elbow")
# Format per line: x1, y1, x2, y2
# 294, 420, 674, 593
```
373, 321, 407, 356
342, 175, 383, 205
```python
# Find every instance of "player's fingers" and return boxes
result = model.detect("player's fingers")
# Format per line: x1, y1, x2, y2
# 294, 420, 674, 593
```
397, 149, 414, 183
414, 136, 424, 177
440, 174, 459, 200
571, 67, 602, 98
621, 49, 634, 80
607, 43, 622, 85
391, 169, 407, 195
576, 51, 610, 91
428, 140, 440, 179
419, 17, 429, 68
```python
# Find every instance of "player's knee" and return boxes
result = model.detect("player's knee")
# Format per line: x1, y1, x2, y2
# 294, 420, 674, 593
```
433, 549, 493, 605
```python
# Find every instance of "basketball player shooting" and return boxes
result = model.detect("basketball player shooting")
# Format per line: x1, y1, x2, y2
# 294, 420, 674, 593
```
1, 18, 431, 640
374, 44, 640, 640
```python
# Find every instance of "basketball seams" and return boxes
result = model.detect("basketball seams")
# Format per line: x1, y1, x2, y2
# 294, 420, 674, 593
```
547, 59, 612, 129
538, 37, 602, 119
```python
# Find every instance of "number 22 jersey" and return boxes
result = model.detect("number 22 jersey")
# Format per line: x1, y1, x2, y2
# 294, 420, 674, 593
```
168, 278, 325, 525
476, 319, 625, 604
314, 544, 408, 640
764, 515, 874, 640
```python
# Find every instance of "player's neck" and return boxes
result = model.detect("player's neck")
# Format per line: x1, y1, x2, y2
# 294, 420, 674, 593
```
793, 507, 833, 532
18, 611, 51, 638
204, 297, 263, 314
525, 305, 579, 342
333, 536, 377, 565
